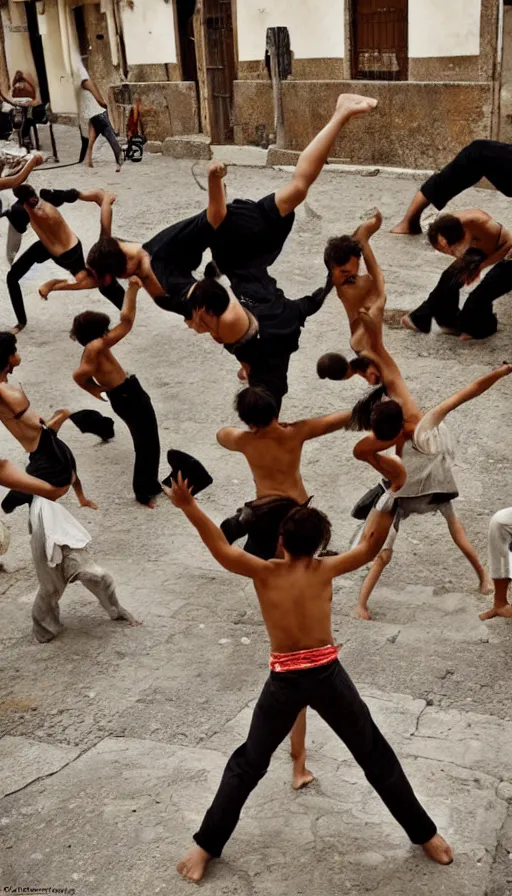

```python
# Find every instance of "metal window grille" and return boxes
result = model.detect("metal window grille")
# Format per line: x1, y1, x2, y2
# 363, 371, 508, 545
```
352, 2, 408, 81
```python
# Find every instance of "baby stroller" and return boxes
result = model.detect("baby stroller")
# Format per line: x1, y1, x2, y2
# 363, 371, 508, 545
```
123, 98, 146, 163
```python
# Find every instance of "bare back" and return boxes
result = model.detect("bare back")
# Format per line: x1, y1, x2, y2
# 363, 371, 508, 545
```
28, 202, 78, 257
457, 210, 512, 257
0, 382, 43, 452
237, 423, 309, 502
253, 558, 335, 652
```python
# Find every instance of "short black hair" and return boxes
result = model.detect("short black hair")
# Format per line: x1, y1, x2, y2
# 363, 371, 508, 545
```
370, 400, 404, 441
70, 311, 111, 346
13, 183, 38, 204
349, 356, 372, 374
324, 236, 362, 271
349, 385, 404, 440
317, 352, 349, 381
235, 386, 278, 428
0, 332, 17, 370
187, 278, 230, 318
279, 505, 332, 558
428, 214, 465, 249
87, 237, 128, 279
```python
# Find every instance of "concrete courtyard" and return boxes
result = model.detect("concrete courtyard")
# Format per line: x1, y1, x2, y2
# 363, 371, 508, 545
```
1, 125, 512, 896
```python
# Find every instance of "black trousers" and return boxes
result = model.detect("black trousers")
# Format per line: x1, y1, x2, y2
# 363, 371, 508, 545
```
409, 259, 512, 338
193, 660, 437, 857
6, 239, 125, 327
108, 375, 161, 505
421, 140, 512, 210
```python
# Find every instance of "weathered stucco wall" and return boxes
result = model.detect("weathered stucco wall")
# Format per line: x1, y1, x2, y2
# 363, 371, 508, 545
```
1, 2, 37, 91
237, 0, 344, 61
233, 79, 493, 168
110, 81, 199, 143
499, 5, 512, 143
39, 0, 76, 116
120, 0, 177, 66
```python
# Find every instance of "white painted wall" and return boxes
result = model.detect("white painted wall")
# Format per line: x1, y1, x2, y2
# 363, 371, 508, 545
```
120, 0, 177, 66
1, 2, 38, 91
237, 0, 344, 61
409, 0, 481, 58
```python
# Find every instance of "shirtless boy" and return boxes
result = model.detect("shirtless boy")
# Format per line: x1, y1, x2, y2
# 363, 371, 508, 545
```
70, 277, 162, 508
0, 332, 96, 512
7, 185, 124, 332
351, 309, 511, 618
45, 94, 377, 315
402, 210, 512, 340
325, 209, 385, 355
218, 384, 359, 788
166, 475, 453, 882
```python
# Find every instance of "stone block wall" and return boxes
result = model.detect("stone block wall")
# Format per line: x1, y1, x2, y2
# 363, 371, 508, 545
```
109, 81, 199, 144
233, 79, 493, 168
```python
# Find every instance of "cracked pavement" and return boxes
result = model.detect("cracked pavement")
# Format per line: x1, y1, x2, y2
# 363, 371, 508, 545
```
1, 127, 512, 895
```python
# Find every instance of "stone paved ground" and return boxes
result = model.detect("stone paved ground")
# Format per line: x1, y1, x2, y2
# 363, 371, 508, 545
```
1, 125, 512, 896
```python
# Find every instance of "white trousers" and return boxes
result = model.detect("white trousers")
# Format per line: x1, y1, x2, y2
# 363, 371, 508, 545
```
488, 507, 512, 580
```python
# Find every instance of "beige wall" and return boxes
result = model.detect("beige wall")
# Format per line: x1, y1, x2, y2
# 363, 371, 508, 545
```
237, 0, 344, 62
1, 1, 38, 91
409, 0, 482, 58
39, 0, 77, 115
120, 0, 177, 66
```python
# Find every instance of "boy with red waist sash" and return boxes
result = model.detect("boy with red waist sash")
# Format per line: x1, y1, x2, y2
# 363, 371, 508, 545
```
166, 475, 454, 883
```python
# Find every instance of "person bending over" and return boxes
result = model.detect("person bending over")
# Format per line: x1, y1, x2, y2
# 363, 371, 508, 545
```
70, 277, 162, 508
402, 210, 512, 340
351, 309, 511, 612
218, 385, 357, 789
7, 185, 124, 332
165, 476, 453, 882
0, 332, 96, 512
392, 139, 512, 235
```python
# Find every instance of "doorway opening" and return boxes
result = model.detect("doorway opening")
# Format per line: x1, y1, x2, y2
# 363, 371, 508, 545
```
351, 0, 408, 81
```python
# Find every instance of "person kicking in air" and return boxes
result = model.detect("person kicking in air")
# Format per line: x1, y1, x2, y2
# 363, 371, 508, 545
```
166, 474, 453, 882
70, 277, 162, 508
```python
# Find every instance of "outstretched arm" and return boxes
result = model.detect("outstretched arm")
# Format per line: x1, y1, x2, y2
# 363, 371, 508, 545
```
0, 459, 66, 500
293, 409, 353, 441
99, 192, 116, 237
419, 363, 512, 431
358, 308, 422, 423
206, 161, 227, 229
0, 152, 43, 191
39, 269, 98, 299
165, 475, 267, 578
102, 277, 139, 348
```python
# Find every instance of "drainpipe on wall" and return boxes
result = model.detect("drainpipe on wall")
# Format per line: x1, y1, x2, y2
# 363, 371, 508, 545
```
491, 0, 504, 140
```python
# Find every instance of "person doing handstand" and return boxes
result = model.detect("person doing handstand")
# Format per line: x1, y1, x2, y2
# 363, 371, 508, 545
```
218, 384, 361, 789
7, 185, 124, 332
70, 277, 162, 508
402, 210, 512, 340
166, 475, 453, 882
0, 332, 96, 512
351, 310, 511, 619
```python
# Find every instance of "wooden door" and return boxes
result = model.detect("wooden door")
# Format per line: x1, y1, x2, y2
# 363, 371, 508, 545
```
352, 0, 408, 81
204, 0, 236, 143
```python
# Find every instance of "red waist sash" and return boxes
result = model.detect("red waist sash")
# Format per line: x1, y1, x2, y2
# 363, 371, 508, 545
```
269, 644, 339, 673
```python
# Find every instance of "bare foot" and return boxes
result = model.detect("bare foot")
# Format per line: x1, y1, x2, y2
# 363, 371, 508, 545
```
459, 333, 473, 342
80, 498, 98, 510
422, 833, 454, 865
209, 160, 227, 179
39, 280, 59, 300
292, 752, 314, 790
84, 160, 94, 169
11, 324, 25, 335
137, 497, 157, 509
177, 846, 212, 882
356, 209, 383, 242
480, 603, 512, 621
115, 611, 143, 626
353, 604, 373, 621
391, 219, 422, 235
478, 574, 494, 596
336, 94, 378, 118
438, 326, 460, 336
237, 366, 248, 382
401, 314, 422, 333
104, 191, 116, 206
